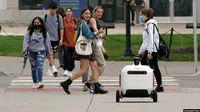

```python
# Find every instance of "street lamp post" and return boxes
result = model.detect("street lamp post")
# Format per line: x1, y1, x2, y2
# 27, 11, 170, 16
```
123, 0, 134, 56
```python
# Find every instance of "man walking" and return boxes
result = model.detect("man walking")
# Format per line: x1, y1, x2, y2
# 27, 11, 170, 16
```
43, 2, 64, 77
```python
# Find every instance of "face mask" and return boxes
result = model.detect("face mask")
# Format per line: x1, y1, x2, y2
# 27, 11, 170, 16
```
34, 25, 42, 29
139, 16, 144, 23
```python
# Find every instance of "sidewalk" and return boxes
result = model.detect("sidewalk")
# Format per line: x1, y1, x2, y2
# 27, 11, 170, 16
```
0, 23, 200, 36
0, 92, 200, 112
0, 56, 199, 76
1, 22, 200, 112
1, 57, 200, 112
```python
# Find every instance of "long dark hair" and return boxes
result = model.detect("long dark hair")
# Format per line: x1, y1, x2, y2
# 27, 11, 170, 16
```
77, 8, 90, 24
56, 7, 65, 18
28, 16, 47, 39
66, 7, 73, 12
65, 7, 73, 18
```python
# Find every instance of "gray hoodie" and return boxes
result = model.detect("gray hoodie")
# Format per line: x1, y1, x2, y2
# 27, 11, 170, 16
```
23, 30, 53, 55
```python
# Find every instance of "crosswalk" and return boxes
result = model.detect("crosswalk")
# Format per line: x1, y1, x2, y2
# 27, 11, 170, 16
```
7, 74, 180, 92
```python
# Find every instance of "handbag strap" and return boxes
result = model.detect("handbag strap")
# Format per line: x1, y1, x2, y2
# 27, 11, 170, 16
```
148, 23, 159, 51
78, 21, 88, 42
80, 21, 83, 36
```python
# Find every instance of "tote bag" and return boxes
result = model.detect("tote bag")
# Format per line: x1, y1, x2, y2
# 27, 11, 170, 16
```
75, 22, 93, 55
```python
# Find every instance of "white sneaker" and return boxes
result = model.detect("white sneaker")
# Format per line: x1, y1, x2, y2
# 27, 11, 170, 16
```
32, 83, 38, 89
68, 71, 72, 77
63, 70, 69, 76
37, 82, 44, 89
47, 68, 54, 77
51, 66, 58, 77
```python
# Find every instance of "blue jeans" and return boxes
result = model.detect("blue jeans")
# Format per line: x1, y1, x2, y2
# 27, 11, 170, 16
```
28, 50, 46, 83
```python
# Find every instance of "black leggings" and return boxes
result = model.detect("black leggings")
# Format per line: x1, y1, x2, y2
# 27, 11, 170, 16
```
141, 51, 162, 86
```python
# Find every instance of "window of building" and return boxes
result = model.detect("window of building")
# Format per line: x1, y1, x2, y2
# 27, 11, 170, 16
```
115, 0, 124, 21
150, 0, 170, 17
19, 0, 52, 10
88, 0, 99, 11
174, 0, 192, 16
150, 0, 192, 17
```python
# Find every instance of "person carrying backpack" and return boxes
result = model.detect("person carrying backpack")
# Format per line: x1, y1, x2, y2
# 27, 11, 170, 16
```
43, 2, 64, 77
138, 8, 164, 92
56, 7, 66, 69
23, 16, 53, 89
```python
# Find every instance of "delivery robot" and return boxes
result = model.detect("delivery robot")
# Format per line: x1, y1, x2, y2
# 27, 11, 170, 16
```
116, 57, 157, 103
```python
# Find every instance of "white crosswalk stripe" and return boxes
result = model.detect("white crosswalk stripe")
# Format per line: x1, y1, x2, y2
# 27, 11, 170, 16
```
9, 76, 180, 87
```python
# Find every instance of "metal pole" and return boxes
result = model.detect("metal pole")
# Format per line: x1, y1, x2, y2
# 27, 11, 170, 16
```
168, 27, 174, 61
123, 0, 133, 56
193, 0, 198, 73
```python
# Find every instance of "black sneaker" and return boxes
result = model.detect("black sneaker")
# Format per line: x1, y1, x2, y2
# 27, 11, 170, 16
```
98, 82, 104, 87
53, 71, 58, 77
94, 83, 108, 94
155, 86, 164, 92
60, 79, 72, 94
60, 65, 64, 68
83, 86, 88, 92
84, 82, 93, 93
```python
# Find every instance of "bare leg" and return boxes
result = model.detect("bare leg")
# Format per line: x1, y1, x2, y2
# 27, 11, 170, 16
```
71, 59, 89, 81
89, 61, 99, 83
60, 59, 108, 94
82, 68, 89, 83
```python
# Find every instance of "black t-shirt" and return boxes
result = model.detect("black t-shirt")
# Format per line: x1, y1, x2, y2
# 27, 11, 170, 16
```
89, 18, 101, 32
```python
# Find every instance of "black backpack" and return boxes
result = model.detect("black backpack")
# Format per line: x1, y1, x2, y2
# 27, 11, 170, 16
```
134, 0, 143, 5
147, 23, 169, 60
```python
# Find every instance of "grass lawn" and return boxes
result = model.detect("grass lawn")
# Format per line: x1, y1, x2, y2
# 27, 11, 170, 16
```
0, 34, 199, 61
104, 34, 200, 61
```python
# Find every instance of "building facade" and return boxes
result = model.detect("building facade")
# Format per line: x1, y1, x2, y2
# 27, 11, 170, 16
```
0, 0, 200, 23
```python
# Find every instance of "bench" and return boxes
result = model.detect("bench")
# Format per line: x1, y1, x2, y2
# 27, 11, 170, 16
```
98, 20, 115, 35
186, 23, 200, 28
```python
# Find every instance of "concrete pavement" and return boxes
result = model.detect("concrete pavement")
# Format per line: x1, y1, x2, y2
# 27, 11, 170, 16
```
1, 56, 200, 112
0, 92, 200, 112
0, 56, 199, 76
0, 56, 179, 92
1, 22, 200, 112
0, 56, 200, 92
